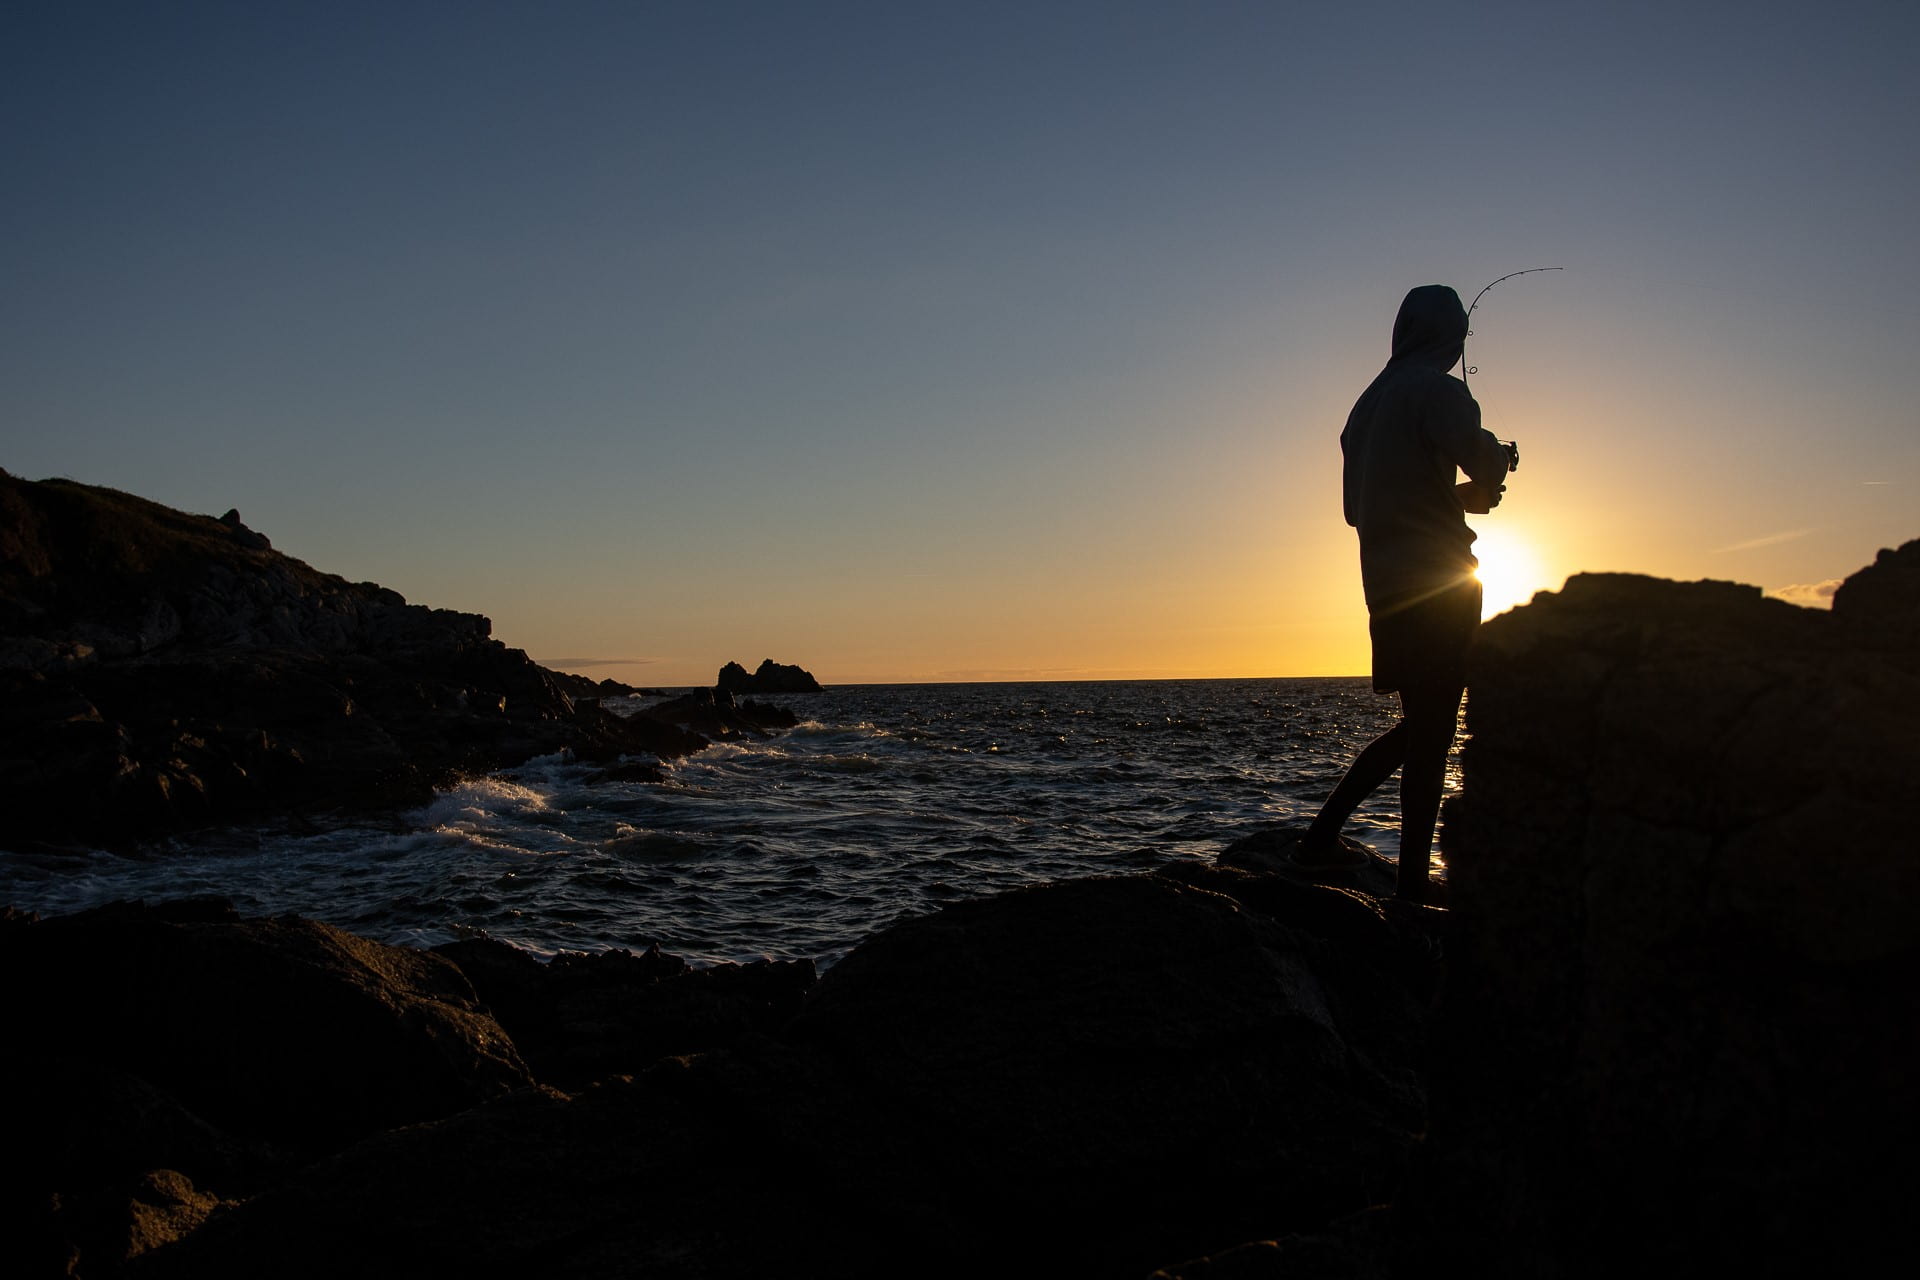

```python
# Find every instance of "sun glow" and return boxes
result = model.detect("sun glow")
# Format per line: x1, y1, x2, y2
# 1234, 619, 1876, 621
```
1472, 526, 1551, 619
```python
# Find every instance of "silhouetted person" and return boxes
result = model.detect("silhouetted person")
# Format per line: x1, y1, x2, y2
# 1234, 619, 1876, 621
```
1296, 284, 1515, 902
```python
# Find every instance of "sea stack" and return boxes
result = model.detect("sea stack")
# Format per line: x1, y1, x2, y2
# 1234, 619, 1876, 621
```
715, 658, 823, 693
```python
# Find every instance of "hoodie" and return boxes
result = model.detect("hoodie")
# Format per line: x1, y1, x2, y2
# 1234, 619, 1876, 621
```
1340, 284, 1512, 614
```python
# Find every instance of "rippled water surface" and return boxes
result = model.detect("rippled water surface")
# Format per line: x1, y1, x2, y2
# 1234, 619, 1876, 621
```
0, 678, 1459, 966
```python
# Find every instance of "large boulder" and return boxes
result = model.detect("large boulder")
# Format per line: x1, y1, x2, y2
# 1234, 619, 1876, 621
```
1419, 560, 1920, 1274
135, 1056, 952, 1280
0, 898, 534, 1278
434, 937, 816, 1090
787, 870, 1432, 1274
0, 899, 532, 1152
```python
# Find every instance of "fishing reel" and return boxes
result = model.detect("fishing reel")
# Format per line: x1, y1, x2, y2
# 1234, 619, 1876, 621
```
1499, 439, 1520, 473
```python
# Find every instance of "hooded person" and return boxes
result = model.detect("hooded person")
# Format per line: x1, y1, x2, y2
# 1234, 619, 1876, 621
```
1295, 284, 1517, 901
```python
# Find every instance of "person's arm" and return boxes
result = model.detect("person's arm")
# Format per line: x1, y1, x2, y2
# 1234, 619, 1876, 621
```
1427, 378, 1512, 509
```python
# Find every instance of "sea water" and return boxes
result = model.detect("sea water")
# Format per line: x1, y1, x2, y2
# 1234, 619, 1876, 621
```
0, 678, 1456, 967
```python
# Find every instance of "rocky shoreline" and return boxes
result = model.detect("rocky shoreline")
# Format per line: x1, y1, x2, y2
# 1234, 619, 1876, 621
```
4, 471, 1914, 1276
4, 862, 1443, 1279
0, 472, 810, 847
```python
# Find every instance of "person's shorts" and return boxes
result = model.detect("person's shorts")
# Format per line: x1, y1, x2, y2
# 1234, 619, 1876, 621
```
1368, 577, 1482, 694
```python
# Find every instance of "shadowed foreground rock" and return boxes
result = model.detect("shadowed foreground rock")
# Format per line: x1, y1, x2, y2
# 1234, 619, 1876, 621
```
0, 898, 532, 1276
432, 936, 816, 1091
786, 870, 1433, 1273
1419, 554, 1920, 1276
0, 869, 1438, 1280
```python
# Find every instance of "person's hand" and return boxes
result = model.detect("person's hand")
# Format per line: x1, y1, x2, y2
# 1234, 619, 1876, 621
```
1457, 479, 1504, 514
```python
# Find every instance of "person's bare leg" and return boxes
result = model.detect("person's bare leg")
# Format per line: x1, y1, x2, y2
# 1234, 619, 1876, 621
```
1396, 681, 1465, 901
1302, 720, 1407, 853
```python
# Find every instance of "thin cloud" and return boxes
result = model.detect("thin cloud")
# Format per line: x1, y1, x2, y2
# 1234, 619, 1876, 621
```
1766, 579, 1843, 609
1713, 528, 1813, 554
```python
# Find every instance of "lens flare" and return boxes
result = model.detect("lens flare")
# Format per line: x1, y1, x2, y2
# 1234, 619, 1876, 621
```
1472, 527, 1549, 618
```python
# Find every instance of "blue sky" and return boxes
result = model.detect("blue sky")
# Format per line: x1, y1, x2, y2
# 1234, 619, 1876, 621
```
5, 1, 1915, 682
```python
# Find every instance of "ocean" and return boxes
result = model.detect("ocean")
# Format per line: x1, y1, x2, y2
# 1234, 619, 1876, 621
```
0, 678, 1456, 967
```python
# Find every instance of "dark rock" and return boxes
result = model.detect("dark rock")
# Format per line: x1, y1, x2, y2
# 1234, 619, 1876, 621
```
0, 1055, 273, 1278
1831, 536, 1920, 655
738, 697, 798, 728
1415, 561, 1920, 1275
216, 509, 270, 551
1149, 1206, 1395, 1280
0, 900, 532, 1154
1220, 824, 1407, 901
715, 657, 822, 693
434, 937, 815, 1090
0, 474, 718, 843
0, 900, 536, 1278
638, 687, 797, 740
787, 872, 1430, 1274
542, 669, 660, 702
135, 1056, 952, 1280
91, 868, 1434, 1278
583, 759, 666, 785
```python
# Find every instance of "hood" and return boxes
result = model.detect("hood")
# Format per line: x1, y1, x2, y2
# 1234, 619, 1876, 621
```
1388, 284, 1467, 372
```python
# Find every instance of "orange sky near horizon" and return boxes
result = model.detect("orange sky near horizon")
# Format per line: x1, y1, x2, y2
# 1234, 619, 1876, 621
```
5, 3, 1914, 688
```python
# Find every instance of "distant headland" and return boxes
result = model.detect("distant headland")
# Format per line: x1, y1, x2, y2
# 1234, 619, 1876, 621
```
0, 470, 808, 846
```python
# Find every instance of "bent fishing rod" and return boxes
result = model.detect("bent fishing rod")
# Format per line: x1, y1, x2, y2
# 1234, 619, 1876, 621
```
1461, 265, 1563, 475
1462, 266, 1562, 395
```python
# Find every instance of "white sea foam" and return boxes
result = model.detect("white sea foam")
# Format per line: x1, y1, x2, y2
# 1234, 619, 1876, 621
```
412, 777, 553, 828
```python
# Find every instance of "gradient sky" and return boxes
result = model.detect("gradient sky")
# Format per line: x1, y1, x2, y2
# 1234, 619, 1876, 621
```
5, 0, 1915, 685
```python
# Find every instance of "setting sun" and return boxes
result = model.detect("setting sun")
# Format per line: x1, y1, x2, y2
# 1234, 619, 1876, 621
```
1473, 526, 1551, 618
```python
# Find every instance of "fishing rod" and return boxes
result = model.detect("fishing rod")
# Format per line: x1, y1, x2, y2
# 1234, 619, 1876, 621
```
1462, 266, 1562, 394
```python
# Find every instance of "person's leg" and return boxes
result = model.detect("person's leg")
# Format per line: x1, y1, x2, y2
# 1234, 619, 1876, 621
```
1301, 719, 1408, 852
1395, 680, 1465, 900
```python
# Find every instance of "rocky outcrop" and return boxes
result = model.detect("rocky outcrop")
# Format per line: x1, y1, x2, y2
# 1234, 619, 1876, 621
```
786, 868, 1435, 1274
1, 866, 1439, 1279
432, 937, 815, 1090
1831, 535, 1920, 653
715, 658, 822, 693
543, 669, 664, 702
0, 897, 532, 1275
1419, 555, 1920, 1275
0, 473, 716, 844
637, 686, 798, 740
